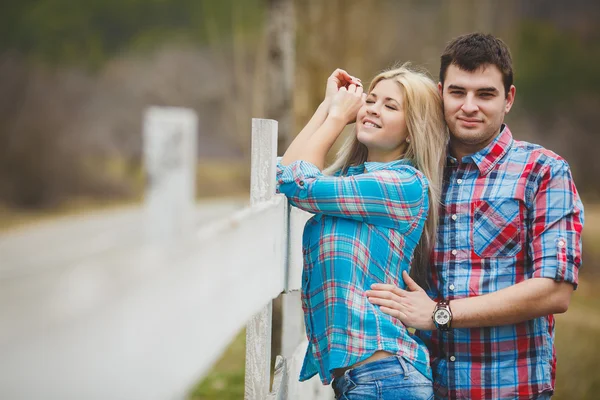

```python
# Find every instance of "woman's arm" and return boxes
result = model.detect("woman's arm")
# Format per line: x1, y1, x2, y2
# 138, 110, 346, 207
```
283, 84, 364, 170
281, 69, 360, 167
278, 163, 427, 231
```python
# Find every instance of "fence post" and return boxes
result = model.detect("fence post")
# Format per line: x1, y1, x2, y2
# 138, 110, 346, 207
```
143, 106, 198, 242
245, 118, 279, 399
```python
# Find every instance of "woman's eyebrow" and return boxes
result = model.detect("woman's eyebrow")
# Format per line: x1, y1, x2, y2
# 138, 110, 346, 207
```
368, 92, 400, 104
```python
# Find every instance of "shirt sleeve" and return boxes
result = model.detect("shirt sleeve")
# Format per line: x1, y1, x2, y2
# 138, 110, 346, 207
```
275, 159, 428, 232
529, 159, 584, 287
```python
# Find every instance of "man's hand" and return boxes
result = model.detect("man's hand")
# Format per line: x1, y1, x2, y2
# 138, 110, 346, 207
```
367, 271, 437, 331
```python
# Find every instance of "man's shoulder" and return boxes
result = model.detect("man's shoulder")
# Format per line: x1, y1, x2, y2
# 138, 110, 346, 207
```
509, 138, 570, 170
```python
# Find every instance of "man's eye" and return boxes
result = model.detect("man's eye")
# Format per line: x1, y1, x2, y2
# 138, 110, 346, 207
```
450, 91, 464, 96
480, 93, 493, 98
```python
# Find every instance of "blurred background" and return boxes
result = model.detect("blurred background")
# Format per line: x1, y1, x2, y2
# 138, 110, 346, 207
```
1, 0, 598, 399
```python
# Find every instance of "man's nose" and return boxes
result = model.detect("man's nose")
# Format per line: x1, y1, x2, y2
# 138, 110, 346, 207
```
461, 94, 478, 114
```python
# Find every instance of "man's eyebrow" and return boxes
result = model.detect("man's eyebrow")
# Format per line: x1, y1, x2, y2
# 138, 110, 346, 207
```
477, 87, 499, 93
447, 84, 499, 93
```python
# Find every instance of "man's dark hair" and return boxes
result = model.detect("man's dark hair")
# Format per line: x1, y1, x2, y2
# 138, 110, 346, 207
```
440, 33, 513, 97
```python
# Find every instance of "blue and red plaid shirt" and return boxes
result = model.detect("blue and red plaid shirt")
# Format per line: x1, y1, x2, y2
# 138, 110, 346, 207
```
276, 158, 432, 385
417, 125, 584, 399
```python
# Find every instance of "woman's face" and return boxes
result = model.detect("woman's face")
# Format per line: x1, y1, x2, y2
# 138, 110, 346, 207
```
356, 79, 409, 162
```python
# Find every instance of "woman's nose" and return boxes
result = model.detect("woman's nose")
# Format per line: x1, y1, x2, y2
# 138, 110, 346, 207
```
367, 103, 379, 116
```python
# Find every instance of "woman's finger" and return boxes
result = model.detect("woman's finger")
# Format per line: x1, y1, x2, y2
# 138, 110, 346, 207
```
329, 69, 352, 86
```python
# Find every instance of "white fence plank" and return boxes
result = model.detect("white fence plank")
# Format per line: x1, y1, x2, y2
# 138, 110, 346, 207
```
143, 106, 197, 242
269, 341, 334, 400
0, 197, 286, 400
245, 118, 279, 400
0, 112, 333, 399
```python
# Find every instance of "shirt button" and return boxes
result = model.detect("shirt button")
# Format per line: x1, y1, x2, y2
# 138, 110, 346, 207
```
558, 240, 565, 247
456, 179, 463, 184
451, 214, 457, 221
298, 180, 305, 187
451, 249, 457, 256
450, 356, 456, 362
449, 284, 455, 291
278, 179, 284, 184
449, 159, 456, 164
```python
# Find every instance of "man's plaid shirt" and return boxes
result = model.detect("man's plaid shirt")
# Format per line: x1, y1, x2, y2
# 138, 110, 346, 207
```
417, 125, 584, 399
276, 158, 432, 385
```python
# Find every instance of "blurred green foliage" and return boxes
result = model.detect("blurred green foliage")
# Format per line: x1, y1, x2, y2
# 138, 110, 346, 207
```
0, 0, 265, 67
515, 21, 600, 113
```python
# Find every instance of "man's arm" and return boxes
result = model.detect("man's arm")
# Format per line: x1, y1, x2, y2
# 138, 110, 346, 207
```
368, 158, 583, 331
367, 272, 573, 331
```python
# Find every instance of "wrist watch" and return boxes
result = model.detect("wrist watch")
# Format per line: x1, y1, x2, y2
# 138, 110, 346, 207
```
433, 300, 453, 331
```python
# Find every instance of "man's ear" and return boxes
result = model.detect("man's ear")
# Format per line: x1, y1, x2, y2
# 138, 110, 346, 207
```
505, 85, 516, 113
438, 82, 443, 97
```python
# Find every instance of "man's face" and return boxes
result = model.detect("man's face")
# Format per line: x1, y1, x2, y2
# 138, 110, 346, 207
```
440, 64, 515, 157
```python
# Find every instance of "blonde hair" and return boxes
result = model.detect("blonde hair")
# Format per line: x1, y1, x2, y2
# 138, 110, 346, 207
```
325, 63, 448, 285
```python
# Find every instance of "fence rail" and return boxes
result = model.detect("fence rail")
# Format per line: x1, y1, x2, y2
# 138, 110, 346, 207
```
0, 109, 331, 399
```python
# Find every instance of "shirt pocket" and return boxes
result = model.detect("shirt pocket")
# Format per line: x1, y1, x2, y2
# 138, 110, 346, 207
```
471, 199, 522, 258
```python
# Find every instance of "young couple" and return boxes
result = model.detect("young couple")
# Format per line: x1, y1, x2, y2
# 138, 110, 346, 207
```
276, 33, 584, 400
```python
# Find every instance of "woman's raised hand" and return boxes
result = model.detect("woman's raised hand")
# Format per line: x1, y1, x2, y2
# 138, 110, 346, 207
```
328, 83, 366, 125
325, 69, 362, 103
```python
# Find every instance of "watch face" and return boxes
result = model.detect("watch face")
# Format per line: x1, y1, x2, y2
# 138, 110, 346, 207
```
435, 309, 450, 325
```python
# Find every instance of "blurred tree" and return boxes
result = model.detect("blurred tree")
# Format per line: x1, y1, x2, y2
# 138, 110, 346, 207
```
0, 0, 265, 68
266, 0, 295, 154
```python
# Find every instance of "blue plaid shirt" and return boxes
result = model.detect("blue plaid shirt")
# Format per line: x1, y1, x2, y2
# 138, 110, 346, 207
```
417, 125, 584, 399
276, 158, 431, 385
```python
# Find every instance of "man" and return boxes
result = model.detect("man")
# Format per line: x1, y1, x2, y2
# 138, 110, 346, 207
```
366, 33, 584, 399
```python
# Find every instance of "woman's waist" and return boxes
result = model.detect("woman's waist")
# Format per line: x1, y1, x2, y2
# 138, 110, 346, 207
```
311, 325, 425, 363
332, 350, 394, 379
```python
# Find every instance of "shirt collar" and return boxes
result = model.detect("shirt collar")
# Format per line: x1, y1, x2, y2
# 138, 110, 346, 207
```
447, 124, 513, 176
364, 158, 413, 173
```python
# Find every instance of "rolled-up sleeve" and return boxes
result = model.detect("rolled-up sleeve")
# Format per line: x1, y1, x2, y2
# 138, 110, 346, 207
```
275, 159, 428, 232
529, 159, 584, 287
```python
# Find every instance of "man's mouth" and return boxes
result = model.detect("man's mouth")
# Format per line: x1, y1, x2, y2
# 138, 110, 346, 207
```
458, 117, 482, 124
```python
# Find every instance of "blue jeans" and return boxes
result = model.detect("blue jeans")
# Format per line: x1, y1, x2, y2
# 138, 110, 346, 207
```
331, 355, 434, 400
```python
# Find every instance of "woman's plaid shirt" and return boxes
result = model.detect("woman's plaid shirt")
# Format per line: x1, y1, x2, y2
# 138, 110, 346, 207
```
276, 158, 431, 385
417, 125, 584, 400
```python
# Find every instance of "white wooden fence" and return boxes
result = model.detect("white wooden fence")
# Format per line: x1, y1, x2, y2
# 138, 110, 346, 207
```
0, 108, 332, 400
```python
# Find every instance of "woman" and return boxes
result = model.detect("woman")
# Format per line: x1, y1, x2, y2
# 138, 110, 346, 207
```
276, 65, 447, 399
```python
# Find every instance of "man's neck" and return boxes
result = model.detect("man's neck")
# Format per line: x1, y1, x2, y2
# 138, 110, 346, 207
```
449, 127, 503, 162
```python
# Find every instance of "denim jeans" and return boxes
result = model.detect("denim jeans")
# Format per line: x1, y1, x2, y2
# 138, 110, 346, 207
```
331, 355, 434, 400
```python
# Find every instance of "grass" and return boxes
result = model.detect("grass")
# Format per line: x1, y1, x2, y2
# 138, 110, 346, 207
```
0, 197, 142, 233
189, 329, 247, 400
554, 277, 600, 399
0, 159, 250, 234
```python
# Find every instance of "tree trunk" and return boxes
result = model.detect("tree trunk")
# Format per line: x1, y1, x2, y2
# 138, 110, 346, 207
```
266, 0, 295, 154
